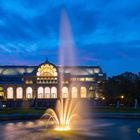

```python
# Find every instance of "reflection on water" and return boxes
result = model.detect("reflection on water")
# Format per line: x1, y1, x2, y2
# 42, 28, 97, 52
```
0, 119, 140, 140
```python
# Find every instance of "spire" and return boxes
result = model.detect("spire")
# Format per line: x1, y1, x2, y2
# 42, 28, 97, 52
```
45, 57, 49, 63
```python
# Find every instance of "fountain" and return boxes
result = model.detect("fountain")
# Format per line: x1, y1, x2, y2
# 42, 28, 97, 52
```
41, 8, 80, 131
41, 99, 80, 131
0, 6, 139, 140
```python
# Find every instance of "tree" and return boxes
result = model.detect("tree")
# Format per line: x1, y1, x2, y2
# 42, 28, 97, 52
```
102, 72, 140, 106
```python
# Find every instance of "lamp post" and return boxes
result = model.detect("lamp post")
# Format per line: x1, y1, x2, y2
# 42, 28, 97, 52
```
120, 95, 124, 99
134, 98, 138, 109
116, 100, 120, 108
120, 95, 124, 107
116, 95, 124, 108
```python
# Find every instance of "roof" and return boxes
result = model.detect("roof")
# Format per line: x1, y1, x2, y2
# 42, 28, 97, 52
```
0, 65, 103, 76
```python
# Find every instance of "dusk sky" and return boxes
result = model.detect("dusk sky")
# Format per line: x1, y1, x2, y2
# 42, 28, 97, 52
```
0, 0, 140, 76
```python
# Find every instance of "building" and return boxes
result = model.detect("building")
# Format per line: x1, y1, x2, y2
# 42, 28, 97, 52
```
0, 59, 106, 107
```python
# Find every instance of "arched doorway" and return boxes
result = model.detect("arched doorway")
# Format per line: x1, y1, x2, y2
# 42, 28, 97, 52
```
7, 87, 14, 99
0, 87, 4, 99
44, 87, 50, 98
51, 87, 57, 98
62, 87, 68, 98
37, 87, 43, 99
80, 87, 87, 98
16, 87, 23, 99
26, 87, 33, 99
89, 86, 95, 98
71, 87, 78, 98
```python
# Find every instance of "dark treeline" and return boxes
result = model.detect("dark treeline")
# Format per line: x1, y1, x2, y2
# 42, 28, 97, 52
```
102, 72, 140, 106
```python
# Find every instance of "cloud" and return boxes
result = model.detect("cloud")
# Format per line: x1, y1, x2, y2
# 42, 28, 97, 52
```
0, 0, 140, 75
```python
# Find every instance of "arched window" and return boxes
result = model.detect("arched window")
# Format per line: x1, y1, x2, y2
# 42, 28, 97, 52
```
7, 87, 13, 99
37, 87, 43, 99
45, 87, 50, 98
62, 87, 68, 98
37, 64, 57, 77
80, 87, 87, 98
51, 87, 57, 98
89, 86, 95, 98
89, 86, 95, 91
36, 64, 58, 84
0, 87, 4, 98
71, 87, 78, 98
26, 87, 32, 99
16, 87, 23, 99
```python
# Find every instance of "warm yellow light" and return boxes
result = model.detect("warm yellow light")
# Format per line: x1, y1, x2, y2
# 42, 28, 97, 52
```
121, 95, 124, 99
37, 64, 57, 77
55, 126, 70, 131
41, 99, 79, 132
102, 97, 105, 100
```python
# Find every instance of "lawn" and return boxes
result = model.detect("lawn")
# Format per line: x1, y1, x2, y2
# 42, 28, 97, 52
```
0, 108, 45, 115
92, 107, 140, 113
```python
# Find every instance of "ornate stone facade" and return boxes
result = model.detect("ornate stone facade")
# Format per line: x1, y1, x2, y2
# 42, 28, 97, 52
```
0, 59, 106, 107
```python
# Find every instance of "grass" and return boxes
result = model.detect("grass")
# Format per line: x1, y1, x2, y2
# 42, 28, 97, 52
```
0, 107, 140, 115
0, 108, 45, 115
92, 107, 140, 113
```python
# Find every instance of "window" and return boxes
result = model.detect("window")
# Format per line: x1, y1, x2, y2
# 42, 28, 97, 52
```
36, 64, 58, 83
26, 87, 32, 99
51, 87, 57, 98
71, 78, 76, 81
37, 64, 57, 77
89, 86, 95, 91
94, 68, 100, 73
62, 87, 68, 98
25, 80, 33, 84
0, 87, 4, 97
89, 86, 95, 98
80, 78, 85, 81
37, 87, 43, 99
7, 87, 13, 99
16, 87, 23, 99
85, 78, 94, 81
71, 87, 78, 98
80, 87, 87, 98
45, 87, 50, 98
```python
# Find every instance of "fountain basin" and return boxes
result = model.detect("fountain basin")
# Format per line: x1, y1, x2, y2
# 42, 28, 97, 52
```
0, 118, 140, 140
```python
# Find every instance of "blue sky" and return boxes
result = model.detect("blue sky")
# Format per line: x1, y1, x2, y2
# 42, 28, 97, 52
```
0, 0, 140, 76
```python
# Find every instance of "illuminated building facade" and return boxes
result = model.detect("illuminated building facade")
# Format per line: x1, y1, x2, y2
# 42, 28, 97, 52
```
0, 59, 106, 107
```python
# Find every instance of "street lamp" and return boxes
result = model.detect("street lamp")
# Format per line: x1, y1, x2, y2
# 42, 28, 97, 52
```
102, 97, 105, 100
120, 95, 124, 99
120, 95, 124, 106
